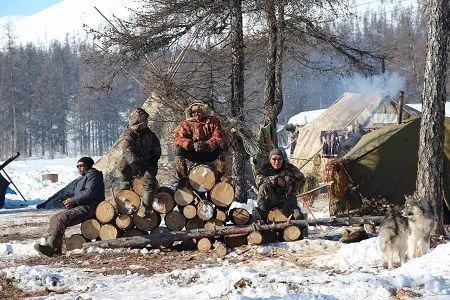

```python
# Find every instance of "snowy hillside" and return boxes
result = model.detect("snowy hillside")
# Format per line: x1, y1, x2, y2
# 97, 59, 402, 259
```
0, 0, 141, 48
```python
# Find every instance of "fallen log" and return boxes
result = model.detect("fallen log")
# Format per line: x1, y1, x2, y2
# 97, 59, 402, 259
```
84, 221, 301, 249
83, 215, 385, 250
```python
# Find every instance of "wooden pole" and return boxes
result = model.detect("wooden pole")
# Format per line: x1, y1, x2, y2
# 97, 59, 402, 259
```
397, 91, 405, 124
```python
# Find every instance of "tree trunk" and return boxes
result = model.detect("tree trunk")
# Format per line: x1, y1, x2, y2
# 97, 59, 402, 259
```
229, 0, 248, 203
262, 0, 285, 148
416, 0, 449, 235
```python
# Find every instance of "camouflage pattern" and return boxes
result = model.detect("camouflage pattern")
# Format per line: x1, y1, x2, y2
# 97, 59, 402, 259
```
128, 108, 149, 131
253, 161, 306, 220
122, 127, 161, 166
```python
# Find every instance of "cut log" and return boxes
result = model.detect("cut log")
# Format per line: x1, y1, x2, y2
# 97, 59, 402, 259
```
99, 224, 120, 240
152, 192, 175, 214
115, 189, 141, 215
81, 219, 101, 240
224, 234, 248, 248
164, 210, 186, 231
133, 211, 161, 232
197, 237, 212, 252
65, 234, 86, 251
188, 164, 216, 192
197, 200, 215, 221
95, 201, 117, 224
283, 226, 301, 242
213, 241, 227, 257
132, 178, 144, 197
185, 217, 205, 231
204, 219, 224, 230
122, 228, 147, 237
210, 181, 234, 207
115, 214, 133, 230
229, 208, 250, 225
215, 209, 227, 222
84, 216, 386, 250
173, 187, 194, 206
247, 231, 263, 245
267, 208, 289, 223
182, 204, 197, 219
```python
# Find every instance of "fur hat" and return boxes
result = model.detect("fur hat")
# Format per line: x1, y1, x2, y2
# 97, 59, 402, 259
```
185, 101, 214, 118
77, 157, 95, 168
129, 108, 149, 130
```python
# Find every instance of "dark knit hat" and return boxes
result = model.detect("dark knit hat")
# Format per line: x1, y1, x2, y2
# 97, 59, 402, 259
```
77, 157, 95, 168
269, 148, 285, 158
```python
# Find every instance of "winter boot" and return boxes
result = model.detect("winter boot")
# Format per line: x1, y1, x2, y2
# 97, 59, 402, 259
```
34, 235, 61, 257
292, 208, 304, 220
251, 207, 268, 224
119, 180, 131, 190
175, 156, 189, 189
215, 154, 228, 181
137, 191, 154, 217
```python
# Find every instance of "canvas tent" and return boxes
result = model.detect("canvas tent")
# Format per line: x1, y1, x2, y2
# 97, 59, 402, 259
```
290, 91, 419, 181
327, 117, 450, 220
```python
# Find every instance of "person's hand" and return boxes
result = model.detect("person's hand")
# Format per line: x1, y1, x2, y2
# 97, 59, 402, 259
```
277, 177, 286, 187
193, 141, 208, 152
130, 161, 146, 177
63, 198, 74, 209
186, 142, 195, 151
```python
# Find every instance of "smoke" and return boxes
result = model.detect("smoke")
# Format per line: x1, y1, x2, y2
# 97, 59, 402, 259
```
343, 72, 406, 99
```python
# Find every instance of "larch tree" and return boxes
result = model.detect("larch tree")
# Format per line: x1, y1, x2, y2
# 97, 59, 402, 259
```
416, 0, 449, 235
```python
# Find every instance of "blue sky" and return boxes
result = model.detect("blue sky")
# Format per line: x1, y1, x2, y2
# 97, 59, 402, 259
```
0, 0, 62, 17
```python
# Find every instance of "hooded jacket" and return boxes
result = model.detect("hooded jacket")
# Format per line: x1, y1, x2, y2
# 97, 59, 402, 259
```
72, 168, 105, 207
122, 127, 161, 166
255, 160, 305, 195
174, 103, 227, 151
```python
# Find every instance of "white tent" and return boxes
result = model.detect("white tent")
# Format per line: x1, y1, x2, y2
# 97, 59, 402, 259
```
406, 102, 450, 117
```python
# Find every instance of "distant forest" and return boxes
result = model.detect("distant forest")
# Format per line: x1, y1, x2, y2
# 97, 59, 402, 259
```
0, 1, 447, 159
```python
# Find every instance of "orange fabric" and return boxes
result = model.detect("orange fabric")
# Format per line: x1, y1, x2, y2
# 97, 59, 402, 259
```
174, 116, 227, 151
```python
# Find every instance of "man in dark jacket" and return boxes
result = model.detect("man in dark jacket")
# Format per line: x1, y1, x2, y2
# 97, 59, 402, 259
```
252, 148, 306, 222
118, 108, 161, 215
34, 156, 105, 257
174, 102, 228, 185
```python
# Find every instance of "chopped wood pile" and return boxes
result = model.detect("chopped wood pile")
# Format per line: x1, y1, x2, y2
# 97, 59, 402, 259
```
66, 164, 306, 254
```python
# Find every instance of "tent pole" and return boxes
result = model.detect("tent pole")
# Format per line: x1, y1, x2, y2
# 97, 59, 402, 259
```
1, 170, 27, 202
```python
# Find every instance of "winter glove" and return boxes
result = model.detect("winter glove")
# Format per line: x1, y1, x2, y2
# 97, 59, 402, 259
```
130, 161, 146, 177
186, 142, 195, 151
276, 177, 286, 188
193, 141, 208, 152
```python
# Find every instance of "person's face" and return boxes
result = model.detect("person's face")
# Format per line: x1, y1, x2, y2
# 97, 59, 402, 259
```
191, 106, 204, 121
76, 163, 87, 175
270, 155, 283, 169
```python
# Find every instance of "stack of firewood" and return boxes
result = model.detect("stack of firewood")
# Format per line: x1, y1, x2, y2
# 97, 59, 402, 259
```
65, 164, 304, 253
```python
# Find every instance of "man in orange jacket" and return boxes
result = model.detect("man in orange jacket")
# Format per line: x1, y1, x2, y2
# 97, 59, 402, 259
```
174, 102, 228, 186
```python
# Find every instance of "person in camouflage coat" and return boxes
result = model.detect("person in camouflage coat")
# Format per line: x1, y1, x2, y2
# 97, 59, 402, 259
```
118, 108, 161, 215
252, 148, 306, 221
35, 157, 105, 257
174, 102, 228, 185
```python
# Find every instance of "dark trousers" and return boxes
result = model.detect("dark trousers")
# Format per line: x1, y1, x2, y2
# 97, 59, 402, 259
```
48, 205, 96, 249
175, 146, 223, 163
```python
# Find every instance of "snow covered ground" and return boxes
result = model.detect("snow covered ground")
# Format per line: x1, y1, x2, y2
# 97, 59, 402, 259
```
1, 157, 450, 299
